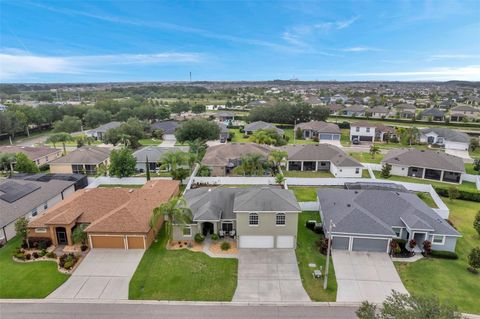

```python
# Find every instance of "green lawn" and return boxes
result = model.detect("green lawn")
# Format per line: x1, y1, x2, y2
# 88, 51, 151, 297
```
416, 192, 438, 208
373, 171, 478, 192
465, 163, 479, 175
0, 237, 69, 298
290, 186, 318, 201
283, 129, 318, 145
283, 170, 334, 178
139, 138, 162, 146
129, 226, 238, 301
228, 128, 251, 143
98, 184, 143, 188
362, 169, 372, 178
395, 199, 480, 314
340, 129, 351, 147
296, 212, 337, 301
349, 152, 384, 164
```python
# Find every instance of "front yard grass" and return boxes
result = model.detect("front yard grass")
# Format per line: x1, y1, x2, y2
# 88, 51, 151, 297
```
395, 199, 480, 314
228, 129, 251, 143
0, 237, 69, 298
289, 186, 318, 201
284, 170, 334, 178
129, 226, 238, 301
349, 151, 384, 164
296, 212, 337, 301
465, 163, 479, 175
139, 138, 162, 146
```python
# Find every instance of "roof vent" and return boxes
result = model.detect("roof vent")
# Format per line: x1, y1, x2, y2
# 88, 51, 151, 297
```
354, 191, 358, 194
347, 204, 351, 207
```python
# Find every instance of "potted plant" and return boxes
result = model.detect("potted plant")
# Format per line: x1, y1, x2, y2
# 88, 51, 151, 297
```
409, 239, 417, 250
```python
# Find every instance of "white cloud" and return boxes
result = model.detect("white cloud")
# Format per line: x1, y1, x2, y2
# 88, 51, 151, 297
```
0, 50, 203, 80
341, 47, 382, 52
427, 54, 480, 60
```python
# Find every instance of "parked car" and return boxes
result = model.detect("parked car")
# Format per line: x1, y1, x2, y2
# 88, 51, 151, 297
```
352, 138, 360, 145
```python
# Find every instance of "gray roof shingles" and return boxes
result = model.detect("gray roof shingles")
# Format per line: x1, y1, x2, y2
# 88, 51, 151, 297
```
281, 144, 362, 167
383, 148, 465, 172
420, 128, 470, 144
49, 146, 111, 165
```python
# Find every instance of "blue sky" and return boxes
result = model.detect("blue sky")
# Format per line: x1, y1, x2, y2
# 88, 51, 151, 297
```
0, 0, 479, 82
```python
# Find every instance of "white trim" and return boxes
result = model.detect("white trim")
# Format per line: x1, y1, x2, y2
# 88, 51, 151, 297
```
432, 234, 446, 245
35, 227, 47, 233
182, 226, 192, 237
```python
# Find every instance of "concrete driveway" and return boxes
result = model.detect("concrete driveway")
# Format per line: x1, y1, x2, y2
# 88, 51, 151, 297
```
445, 149, 473, 163
332, 250, 408, 303
233, 249, 310, 302
48, 249, 144, 300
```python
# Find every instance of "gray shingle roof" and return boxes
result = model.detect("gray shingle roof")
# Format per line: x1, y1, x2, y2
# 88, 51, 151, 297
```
49, 146, 111, 165
0, 179, 75, 227
420, 108, 444, 117
133, 146, 189, 163
244, 121, 284, 135
184, 187, 300, 221
0, 146, 60, 161
317, 188, 460, 237
420, 128, 470, 144
383, 148, 465, 172
88, 121, 122, 134
296, 121, 340, 134
281, 144, 362, 167
151, 120, 179, 134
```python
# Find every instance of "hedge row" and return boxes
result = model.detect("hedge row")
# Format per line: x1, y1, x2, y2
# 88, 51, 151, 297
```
433, 186, 480, 202
430, 250, 459, 259
329, 115, 480, 128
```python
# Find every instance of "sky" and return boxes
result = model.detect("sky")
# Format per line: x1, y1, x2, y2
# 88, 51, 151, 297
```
0, 0, 479, 83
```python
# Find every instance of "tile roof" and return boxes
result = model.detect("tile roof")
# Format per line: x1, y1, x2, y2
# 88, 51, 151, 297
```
296, 121, 340, 134
383, 148, 465, 172
49, 146, 111, 165
0, 146, 60, 161
281, 144, 362, 167
201, 143, 271, 166
28, 180, 179, 234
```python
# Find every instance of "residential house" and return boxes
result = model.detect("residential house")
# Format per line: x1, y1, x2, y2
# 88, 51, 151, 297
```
367, 106, 390, 119
395, 104, 417, 119
28, 180, 179, 249
11, 173, 88, 191
419, 128, 471, 151
317, 185, 460, 253
382, 149, 465, 183
132, 146, 189, 172
0, 104, 8, 111
86, 121, 122, 140
281, 144, 363, 178
0, 146, 62, 167
217, 122, 230, 142
216, 111, 235, 124
245, 100, 267, 108
304, 96, 324, 106
341, 105, 366, 117
244, 121, 284, 136
330, 94, 348, 104
151, 120, 179, 141
173, 186, 301, 249
326, 103, 344, 115
49, 146, 111, 175
201, 143, 271, 176
450, 105, 479, 122
0, 179, 76, 242
295, 121, 341, 144
349, 121, 395, 142
420, 108, 445, 121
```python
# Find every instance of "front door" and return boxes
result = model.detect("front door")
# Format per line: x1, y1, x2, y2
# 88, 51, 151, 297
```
202, 222, 214, 236
56, 227, 68, 245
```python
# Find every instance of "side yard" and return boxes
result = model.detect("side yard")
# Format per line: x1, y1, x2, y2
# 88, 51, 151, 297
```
289, 186, 318, 202
0, 237, 69, 298
395, 199, 480, 314
129, 226, 238, 301
349, 152, 383, 164
296, 211, 337, 301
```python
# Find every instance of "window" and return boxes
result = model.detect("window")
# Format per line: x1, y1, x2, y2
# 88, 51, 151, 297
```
182, 226, 192, 237
35, 227, 47, 233
392, 227, 402, 238
249, 213, 259, 226
43, 203, 48, 210
276, 213, 286, 226
355, 127, 360, 132
31, 209, 38, 217
432, 235, 445, 245
366, 127, 370, 133
355, 168, 360, 174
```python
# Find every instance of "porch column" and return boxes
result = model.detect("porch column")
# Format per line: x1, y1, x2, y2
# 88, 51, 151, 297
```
213, 223, 218, 235
66, 227, 73, 246
286, 161, 290, 171
300, 161, 304, 171
440, 170, 445, 182
315, 161, 318, 171
422, 168, 426, 179
50, 226, 58, 246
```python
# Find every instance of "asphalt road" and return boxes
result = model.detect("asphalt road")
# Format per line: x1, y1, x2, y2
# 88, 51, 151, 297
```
0, 301, 359, 319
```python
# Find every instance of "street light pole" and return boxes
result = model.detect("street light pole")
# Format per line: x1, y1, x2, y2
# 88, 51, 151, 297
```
324, 219, 335, 290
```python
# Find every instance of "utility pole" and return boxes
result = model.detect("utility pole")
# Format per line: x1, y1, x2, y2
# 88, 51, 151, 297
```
324, 219, 335, 290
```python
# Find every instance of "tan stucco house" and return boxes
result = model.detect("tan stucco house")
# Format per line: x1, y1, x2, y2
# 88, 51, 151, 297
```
0, 145, 62, 167
28, 180, 179, 250
173, 186, 301, 249
48, 146, 111, 175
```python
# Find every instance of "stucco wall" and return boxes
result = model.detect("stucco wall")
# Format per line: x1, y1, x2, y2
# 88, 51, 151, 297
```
330, 164, 362, 178
49, 164, 73, 174
236, 212, 298, 237
172, 224, 198, 241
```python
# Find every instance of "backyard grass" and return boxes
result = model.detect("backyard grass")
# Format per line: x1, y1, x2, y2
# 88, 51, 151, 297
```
290, 186, 318, 201
362, 169, 372, 178
283, 129, 318, 145
340, 129, 351, 147
296, 211, 337, 301
373, 171, 478, 192
465, 163, 479, 175
129, 226, 238, 301
416, 192, 438, 208
284, 170, 334, 178
395, 199, 480, 314
0, 237, 69, 298
139, 138, 162, 146
349, 152, 384, 164
228, 128, 251, 143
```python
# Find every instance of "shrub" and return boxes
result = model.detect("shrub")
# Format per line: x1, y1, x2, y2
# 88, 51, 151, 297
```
81, 245, 88, 252
32, 252, 39, 259
434, 186, 480, 202
474, 211, 480, 237
394, 239, 408, 253
390, 240, 401, 255
338, 121, 350, 129
423, 240, 432, 255
46, 252, 56, 259
194, 233, 205, 243
211, 234, 219, 241
448, 186, 459, 201
220, 241, 231, 251
468, 247, 480, 271
380, 163, 392, 178
25, 253, 31, 260
306, 220, 316, 230
63, 261, 74, 270
430, 250, 458, 260
313, 224, 324, 234
317, 238, 330, 255
408, 239, 416, 249
15, 252, 25, 260
28, 237, 52, 250
38, 249, 47, 257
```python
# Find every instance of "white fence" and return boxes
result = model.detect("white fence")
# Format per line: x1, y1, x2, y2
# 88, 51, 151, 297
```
191, 176, 276, 186
299, 202, 319, 211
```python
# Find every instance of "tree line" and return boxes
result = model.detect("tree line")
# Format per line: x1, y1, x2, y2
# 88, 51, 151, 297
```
248, 101, 330, 124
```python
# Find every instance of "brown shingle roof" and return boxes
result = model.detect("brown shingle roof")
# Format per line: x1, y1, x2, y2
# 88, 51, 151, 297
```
202, 143, 271, 166
0, 146, 60, 161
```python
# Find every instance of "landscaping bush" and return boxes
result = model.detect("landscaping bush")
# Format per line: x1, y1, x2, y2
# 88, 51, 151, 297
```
390, 240, 401, 256
63, 261, 74, 270
316, 237, 330, 255
430, 250, 459, 260
59, 253, 78, 269
468, 247, 480, 273
423, 240, 432, 256
434, 186, 480, 202
14, 252, 25, 260
220, 241, 231, 251
25, 253, 31, 260
32, 252, 39, 259
28, 237, 52, 249
408, 239, 417, 249
194, 233, 205, 243
306, 220, 316, 230
313, 224, 324, 234
46, 251, 56, 259
211, 234, 219, 241
338, 121, 351, 129
81, 245, 88, 252
38, 249, 47, 257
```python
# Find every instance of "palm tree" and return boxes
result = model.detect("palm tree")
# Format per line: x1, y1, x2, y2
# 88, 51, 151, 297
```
239, 153, 265, 176
187, 138, 206, 158
0, 153, 16, 176
268, 150, 287, 175
119, 133, 131, 148
46, 132, 73, 155
149, 196, 191, 243
160, 150, 186, 171
369, 144, 381, 159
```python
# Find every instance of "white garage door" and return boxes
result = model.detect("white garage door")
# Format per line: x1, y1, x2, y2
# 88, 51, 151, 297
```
276, 236, 294, 248
239, 236, 274, 248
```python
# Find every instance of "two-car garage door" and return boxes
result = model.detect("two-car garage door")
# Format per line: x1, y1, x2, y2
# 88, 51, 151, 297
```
332, 236, 389, 253
90, 235, 145, 249
239, 235, 295, 248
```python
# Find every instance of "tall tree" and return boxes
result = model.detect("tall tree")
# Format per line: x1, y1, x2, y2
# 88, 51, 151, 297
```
53, 115, 82, 133
145, 156, 151, 181
14, 153, 40, 173
268, 149, 288, 175
108, 148, 136, 178
160, 150, 187, 171
0, 153, 16, 176
175, 119, 220, 143
149, 196, 191, 242
46, 132, 74, 155
15, 217, 29, 248
369, 144, 381, 159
